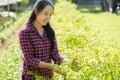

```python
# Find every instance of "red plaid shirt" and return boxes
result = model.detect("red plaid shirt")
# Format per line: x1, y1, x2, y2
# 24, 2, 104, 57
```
19, 24, 63, 80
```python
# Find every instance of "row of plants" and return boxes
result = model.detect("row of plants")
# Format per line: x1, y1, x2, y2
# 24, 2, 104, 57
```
0, 17, 15, 32
51, 0, 120, 79
0, 40, 22, 80
0, 10, 30, 46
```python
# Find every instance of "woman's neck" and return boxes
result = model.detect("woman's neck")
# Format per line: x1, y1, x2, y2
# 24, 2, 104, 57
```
33, 20, 43, 30
33, 21, 44, 37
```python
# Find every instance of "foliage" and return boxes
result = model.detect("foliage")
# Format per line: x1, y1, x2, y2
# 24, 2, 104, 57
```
22, 0, 29, 4
0, 42, 22, 80
0, 10, 30, 45
0, 0, 120, 80
51, 0, 120, 79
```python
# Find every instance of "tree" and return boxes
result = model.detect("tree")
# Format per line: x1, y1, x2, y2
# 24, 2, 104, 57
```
101, 0, 120, 12
112, 0, 120, 13
28, 0, 37, 6
71, 0, 78, 4
101, 0, 113, 12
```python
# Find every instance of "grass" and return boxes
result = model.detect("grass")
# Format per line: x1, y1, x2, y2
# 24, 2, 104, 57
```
79, 6, 120, 45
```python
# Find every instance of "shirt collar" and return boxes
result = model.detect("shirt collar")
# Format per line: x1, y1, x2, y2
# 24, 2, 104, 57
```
27, 23, 46, 38
27, 23, 37, 31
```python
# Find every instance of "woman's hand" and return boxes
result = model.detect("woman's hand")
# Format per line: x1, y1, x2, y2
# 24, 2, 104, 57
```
50, 64, 66, 76
61, 57, 69, 64
51, 64, 61, 71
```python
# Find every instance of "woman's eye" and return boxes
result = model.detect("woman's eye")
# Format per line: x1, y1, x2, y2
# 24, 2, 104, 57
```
50, 14, 52, 16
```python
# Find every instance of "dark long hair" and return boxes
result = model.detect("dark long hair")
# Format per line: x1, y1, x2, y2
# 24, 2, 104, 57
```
27, 0, 55, 52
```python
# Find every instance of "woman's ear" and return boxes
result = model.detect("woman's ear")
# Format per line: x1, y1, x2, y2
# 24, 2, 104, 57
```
34, 8, 38, 16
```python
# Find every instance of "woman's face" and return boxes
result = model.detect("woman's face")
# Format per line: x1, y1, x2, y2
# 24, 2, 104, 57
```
35, 5, 54, 26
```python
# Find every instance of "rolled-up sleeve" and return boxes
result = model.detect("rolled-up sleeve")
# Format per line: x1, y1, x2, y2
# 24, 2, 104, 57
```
19, 30, 41, 68
51, 37, 64, 65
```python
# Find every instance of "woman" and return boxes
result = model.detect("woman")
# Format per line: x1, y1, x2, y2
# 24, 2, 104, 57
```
19, 0, 66, 79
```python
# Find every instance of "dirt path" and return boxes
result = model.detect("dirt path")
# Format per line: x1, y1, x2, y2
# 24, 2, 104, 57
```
0, 30, 19, 49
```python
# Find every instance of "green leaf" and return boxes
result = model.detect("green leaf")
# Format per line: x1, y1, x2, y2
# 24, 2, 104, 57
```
22, 0, 29, 4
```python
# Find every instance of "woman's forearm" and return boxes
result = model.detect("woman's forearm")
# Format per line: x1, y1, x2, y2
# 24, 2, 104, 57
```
38, 61, 53, 69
